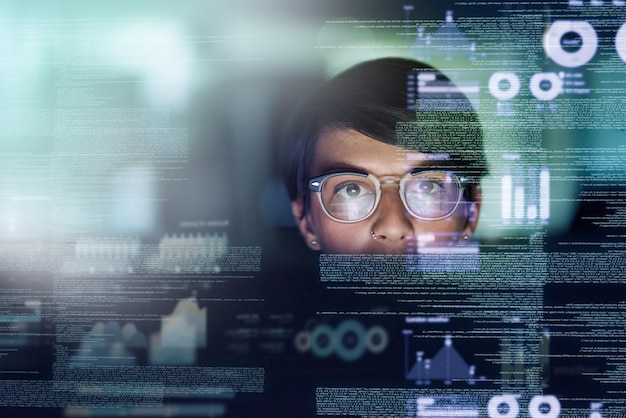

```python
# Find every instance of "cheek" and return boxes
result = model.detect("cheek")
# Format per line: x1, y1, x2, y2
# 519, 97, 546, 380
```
308, 199, 470, 252
308, 199, 368, 251
316, 220, 372, 253
410, 213, 467, 243
308, 206, 370, 253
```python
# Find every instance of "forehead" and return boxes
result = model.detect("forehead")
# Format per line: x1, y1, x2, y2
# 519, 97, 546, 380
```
310, 129, 450, 177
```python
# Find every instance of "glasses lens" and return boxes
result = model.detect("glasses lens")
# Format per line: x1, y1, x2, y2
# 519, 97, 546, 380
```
404, 171, 461, 219
320, 174, 377, 221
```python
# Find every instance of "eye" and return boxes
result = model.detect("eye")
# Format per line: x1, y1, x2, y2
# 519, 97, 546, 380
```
335, 182, 370, 198
322, 175, 377, 221
413, 179, 442, 195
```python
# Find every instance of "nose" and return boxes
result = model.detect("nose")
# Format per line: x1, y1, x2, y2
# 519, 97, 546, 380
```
370, 185, 414, 242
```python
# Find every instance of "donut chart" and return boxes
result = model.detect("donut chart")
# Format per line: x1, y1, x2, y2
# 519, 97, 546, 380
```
543, 20, 598, 67
530, 72, 563, 101
488, 72, 521, 101
616, 22, 626, 63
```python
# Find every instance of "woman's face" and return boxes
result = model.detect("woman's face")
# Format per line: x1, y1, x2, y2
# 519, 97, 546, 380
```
291, 129, 481, 254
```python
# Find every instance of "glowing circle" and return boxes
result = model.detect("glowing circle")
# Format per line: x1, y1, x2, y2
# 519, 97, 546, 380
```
543, 20, 598, 68
488, 72, 521, 101
310, 324, 335, 358
616, 22, 626, 63
294, 330, 311, 352
529, 395, 561, 418
366, 325, 389, 354
335, 319, 367, 362
487, 395, 520, 418
530, 73, 563, 101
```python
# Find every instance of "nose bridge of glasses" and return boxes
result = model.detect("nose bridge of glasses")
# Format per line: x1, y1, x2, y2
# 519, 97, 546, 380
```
370, 177, 415, 239
379, 176, 402, 187
378, 177, 405, 207
377, 177, 409, 215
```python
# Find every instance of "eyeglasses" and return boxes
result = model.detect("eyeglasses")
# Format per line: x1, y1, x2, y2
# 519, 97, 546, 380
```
308, 170, 470, 223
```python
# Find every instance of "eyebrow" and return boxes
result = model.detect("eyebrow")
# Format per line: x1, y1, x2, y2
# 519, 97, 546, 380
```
314, 161, 369, 175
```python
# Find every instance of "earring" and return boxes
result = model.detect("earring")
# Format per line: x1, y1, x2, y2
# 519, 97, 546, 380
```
463, 234, 470, 240
310, 240, 318, 246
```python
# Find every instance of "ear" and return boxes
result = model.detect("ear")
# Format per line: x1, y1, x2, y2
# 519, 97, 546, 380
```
291, 199, 321, 251
461, 185, 482, 240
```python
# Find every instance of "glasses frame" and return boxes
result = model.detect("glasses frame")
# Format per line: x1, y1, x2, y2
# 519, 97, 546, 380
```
308, 169, 471, 223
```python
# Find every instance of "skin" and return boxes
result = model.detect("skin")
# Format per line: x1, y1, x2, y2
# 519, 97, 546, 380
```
291, 129, 482, 254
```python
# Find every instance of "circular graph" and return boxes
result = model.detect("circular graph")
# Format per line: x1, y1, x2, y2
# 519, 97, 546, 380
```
366, 325, 389, 354
335, 319, 367, 362
294, 330, 311, 352
616, 22, 626, 63
529, 72, 562, 101
528, 396, 561, 418
487, 395, 520, 418
543, 20, 598, 68
310, 324, 335, 358
488, 72, 521, 101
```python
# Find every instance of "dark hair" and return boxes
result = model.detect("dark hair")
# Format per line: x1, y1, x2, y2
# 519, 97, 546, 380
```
281, 57, 488, 214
